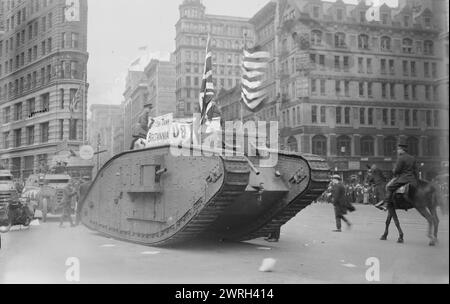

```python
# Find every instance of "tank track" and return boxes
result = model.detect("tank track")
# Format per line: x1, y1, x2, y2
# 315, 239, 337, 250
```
133, 156, 250, 247
235, 153, 330, 241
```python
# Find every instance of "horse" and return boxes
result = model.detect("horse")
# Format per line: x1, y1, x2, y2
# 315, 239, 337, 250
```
379, 180, 441, 247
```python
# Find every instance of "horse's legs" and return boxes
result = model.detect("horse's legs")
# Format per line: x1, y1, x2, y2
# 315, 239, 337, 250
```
390, 208, 404, 243
416, 207, 436, 246
380, 211, 392, 240
429, 207, 440, 242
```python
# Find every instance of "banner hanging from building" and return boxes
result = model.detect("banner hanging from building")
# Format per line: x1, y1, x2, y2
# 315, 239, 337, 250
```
65, 0, 80, 22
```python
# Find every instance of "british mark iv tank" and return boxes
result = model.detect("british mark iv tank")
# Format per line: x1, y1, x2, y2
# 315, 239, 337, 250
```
80, 115, 330, 246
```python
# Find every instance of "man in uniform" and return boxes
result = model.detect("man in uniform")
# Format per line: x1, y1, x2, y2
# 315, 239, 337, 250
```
60, 181, 76, 228
75, 176, 91, 225
366, 164, 387, 205
130, 105, 153, 150
330, 175, 352, 232
375, 143, 419, 211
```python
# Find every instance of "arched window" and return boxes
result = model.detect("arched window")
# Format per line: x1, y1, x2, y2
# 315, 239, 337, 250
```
402, 38, 413, 54
361, 136, 374, 156
287, 136, 298, 152
406, 137, 419, 156
311, 30, 322, 46
334, 32, 346, 48
380, 36, 391, 51
424, 40, 434, 55
383, 136, 397, 156
358, 34, 369, 49
312, 135, 327, 156
337, 135, 351, 156
427, 137, 440, 156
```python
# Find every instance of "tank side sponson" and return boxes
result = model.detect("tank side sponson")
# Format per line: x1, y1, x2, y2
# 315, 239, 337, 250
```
235, 152, 330, 241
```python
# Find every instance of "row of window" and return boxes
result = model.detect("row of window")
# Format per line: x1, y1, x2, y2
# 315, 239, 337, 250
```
302, 135, 441, 158
0, 32, 81, 77
278, 105, 441, 129
4, 0, 59, 33
180, 21, 252, 39
0, 61, 82, 100
181, 35, 246, 51
2, 88, 80, 124
283, 78, 440, 102
309, 106, 440, 129
2, 119, 79, 149
307, 31, 435, 55
299, 4, 432, 28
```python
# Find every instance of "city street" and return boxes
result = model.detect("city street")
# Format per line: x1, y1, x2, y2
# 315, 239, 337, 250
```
0, 203, 448, 284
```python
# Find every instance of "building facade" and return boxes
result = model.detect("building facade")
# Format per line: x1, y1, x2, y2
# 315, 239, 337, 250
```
174, 0, 254, 118
0, 0, 88, 179
275, 0, 448, 180
89, 104, 122, 170
218, 0, 449, 181
143, 58, 176, 117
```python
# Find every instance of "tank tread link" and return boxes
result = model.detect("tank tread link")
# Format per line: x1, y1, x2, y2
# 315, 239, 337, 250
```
80, 146, 330, 247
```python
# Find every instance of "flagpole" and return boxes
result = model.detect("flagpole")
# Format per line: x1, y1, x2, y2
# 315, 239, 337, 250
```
82, 69, 86, 144
241, 33, 248, 123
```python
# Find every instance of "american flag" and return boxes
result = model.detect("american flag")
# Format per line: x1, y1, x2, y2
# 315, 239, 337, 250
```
69, 84, 83, 113
199, 34, 215, 123
241, 46, 270, 112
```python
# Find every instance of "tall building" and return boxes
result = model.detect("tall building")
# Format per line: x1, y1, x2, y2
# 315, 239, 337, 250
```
0, 0, 88, 179
174, 0, 254, 118
89, 104, 122, 169
274, 0, 448, 180
218, 0, 449, 180
143, 58, 176, 117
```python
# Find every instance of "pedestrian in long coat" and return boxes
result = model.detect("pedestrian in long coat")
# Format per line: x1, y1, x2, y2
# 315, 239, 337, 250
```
330, 175, 352, 232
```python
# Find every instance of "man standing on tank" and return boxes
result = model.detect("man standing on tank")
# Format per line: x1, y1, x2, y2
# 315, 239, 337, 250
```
130, 105, 153, 150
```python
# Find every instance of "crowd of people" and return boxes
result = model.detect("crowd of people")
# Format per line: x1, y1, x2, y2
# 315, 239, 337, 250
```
14, 176, 91, 228
316, 180, 382, 206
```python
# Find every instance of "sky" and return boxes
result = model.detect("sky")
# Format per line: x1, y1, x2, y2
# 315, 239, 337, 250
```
86, 0, 398, 110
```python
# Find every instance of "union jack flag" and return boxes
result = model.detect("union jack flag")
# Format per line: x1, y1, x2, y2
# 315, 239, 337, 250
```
199, 34, 215, 124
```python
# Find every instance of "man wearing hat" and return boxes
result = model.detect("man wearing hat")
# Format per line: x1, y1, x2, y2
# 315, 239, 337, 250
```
375, 141, 419, 211
330, 174, 352, 232
130, 105, 154, 150
75, 176, 91, 225
366, 164, 387, 205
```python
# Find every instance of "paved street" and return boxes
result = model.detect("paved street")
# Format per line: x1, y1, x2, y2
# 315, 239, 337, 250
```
0, 203, 448, 284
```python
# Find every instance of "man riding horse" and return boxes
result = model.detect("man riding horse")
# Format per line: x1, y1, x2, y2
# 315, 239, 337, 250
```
375, 142, 419, 211
366, 164, 386, 205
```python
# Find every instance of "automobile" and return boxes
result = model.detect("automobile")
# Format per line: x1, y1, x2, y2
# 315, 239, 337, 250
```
25, 173, 72, 222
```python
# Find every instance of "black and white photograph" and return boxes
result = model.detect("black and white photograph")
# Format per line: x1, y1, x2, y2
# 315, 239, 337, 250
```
0, 0, 448, 290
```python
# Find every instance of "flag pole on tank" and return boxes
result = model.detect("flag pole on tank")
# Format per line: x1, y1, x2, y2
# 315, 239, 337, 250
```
199, 33, 215, 125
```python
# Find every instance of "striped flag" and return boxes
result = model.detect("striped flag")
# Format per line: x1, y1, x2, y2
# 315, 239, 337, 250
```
199, 34, 215, 123
69, 85, 82, 113
241, 46, 270, 112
